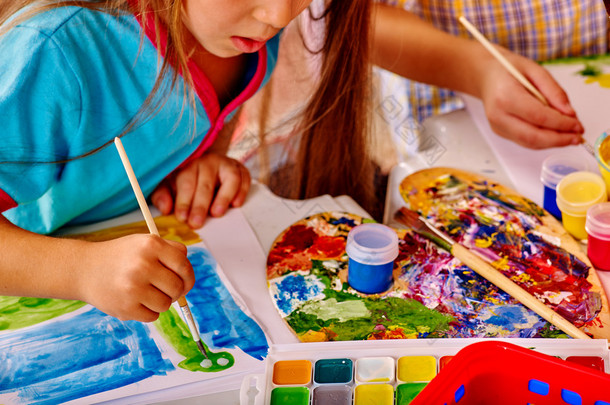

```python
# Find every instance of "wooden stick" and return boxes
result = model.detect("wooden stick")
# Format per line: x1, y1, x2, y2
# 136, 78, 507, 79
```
458, 16, 549, 106
452, 244, 590, 339
114, 137, 210, 358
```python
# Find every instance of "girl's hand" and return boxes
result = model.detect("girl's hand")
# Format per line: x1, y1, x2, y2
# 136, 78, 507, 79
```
151, 153, 251, 229
80, 234, 194, 322
478, 50, 584, 149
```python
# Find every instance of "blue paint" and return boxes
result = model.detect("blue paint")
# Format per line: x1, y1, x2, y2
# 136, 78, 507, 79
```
348, 259, 393, 294
0, 308, 173, 404
528, 379, 550, 395
485, 306, 530, 332
543, 185, 562, 220
186, 247, 269, 360
345, 224, 398, 294
272, 273, 323, 316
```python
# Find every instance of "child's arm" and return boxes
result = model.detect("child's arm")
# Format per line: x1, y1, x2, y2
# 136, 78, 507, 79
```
371, 4, 584, 149
0, 214, 194, 322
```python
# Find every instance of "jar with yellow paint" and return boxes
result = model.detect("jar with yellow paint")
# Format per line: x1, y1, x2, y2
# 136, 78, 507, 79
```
595, 131, 610, 197
556, 171, 607, 240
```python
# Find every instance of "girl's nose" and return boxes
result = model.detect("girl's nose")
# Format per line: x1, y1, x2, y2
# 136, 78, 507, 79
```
252, 1, 295, 29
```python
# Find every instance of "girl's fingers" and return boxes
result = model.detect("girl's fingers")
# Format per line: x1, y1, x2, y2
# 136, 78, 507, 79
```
185, 162, 217, 228
490, 112, 583, 149
139, 285, 173, 315
231, 163, 251, 208
132, 305, 161, 323
150, 182, 174, 215
158, 241, 195, 294
521, 61, 577, 117
173, 167, 199, 223
210, 159, 246, 217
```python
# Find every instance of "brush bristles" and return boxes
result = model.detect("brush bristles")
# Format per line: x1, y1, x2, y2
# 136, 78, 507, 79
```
394, 207, 454, 252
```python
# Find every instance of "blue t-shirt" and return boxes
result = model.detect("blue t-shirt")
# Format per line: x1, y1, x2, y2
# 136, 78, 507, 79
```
0, 6, 279, 233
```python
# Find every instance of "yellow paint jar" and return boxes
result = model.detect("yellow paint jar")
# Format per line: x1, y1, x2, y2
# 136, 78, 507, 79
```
556, 171, 607, 240
595, 131, 610, 197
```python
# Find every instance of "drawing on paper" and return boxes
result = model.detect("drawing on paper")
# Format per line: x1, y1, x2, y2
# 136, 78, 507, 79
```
266, 169, 610, 341
0, 216, 268, 404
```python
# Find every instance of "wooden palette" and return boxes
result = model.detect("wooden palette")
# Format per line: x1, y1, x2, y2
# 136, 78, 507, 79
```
399, 167, 610, 340
265, 168, 610, 341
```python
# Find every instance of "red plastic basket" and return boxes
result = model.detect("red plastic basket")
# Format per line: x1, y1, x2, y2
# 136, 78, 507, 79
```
410, 341, 610, 405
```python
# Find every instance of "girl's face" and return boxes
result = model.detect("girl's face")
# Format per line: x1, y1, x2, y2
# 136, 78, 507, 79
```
182, 0, 312, 57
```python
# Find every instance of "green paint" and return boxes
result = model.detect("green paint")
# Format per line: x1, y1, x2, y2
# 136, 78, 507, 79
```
155, 307, 234, 372
270, 386, 310, 405
314, 358, 353, 384
396, 383, 428, 405
537, 322, 569, 339
0, 296, 86, 330
300, 298, 370, 322
542, 54, 610, 66
287, 296, 453, 340
578, 63, 602, 77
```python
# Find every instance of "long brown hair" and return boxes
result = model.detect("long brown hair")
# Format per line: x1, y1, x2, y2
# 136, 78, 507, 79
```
2, 0, 377, 214
292, 0, 376, 216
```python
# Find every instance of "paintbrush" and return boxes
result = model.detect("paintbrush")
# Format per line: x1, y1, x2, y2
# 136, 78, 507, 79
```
114, 137, 210, 358
458, 15, 596, 158
394, 207, 590, 339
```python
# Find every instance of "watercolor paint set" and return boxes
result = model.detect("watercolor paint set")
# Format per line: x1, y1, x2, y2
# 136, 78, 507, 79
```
239, 338, 610, 405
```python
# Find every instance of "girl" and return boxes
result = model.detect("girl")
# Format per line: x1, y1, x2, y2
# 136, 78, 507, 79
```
0, 0, 583, 322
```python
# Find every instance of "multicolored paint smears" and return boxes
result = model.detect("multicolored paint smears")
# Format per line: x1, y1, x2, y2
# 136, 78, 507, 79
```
266, 205, 603, 341
0, 216, 268, 404
400, 173, 602, 329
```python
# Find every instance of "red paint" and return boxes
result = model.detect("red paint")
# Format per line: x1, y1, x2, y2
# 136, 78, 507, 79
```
439, 356, 454, 370
587, 234, 610, 271
566, 356, 605, 372
275, 225, 318, 251
308, 235, 345, 259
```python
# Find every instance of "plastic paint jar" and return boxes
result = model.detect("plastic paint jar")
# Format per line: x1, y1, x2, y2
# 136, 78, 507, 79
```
556, 171, 607, 240
540, 153, 590, 220
595, 131, 610, 198
346, 223, 399, 294
585, 202, 610, 271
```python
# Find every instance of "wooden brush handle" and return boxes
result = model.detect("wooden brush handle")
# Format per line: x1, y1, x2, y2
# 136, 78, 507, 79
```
452, 243, 590, 339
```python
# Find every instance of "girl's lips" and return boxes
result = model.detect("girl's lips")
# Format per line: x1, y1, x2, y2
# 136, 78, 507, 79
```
231, 36, 267, 53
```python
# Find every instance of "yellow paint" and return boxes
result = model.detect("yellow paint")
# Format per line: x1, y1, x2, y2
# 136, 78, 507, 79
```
562, 213, 588, 241
354, 384, 394, 405
397, 356, 437, 382
598, 136, 610, 198
68, 215, 201, 245
474, 235, 494, 248
272, 360, 312, 385
585, 73, 610, 88
600, 136, 610, 163
560, 181, 604, 203
557, 178, 606, 240
492, 256, 510, 270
